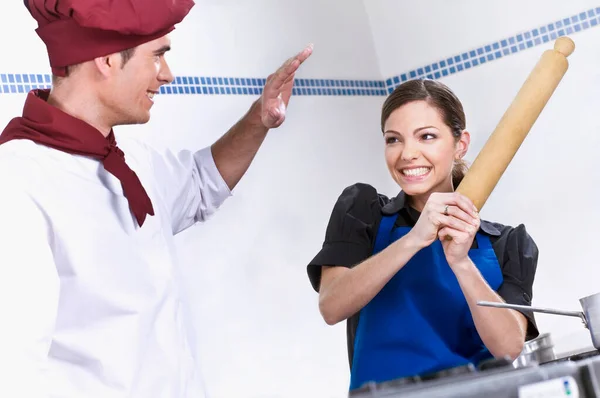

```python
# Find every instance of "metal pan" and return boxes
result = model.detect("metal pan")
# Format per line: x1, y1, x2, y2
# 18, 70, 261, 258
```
512, 333, 556, 367
477, 292, 600, 349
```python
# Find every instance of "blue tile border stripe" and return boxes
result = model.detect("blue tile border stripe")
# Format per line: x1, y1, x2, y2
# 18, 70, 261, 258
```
0, 73, 387, 96
161, 77, 387, 96
0, 73, 52, 94
385, 6, 600, 93
0, 7, 598, 97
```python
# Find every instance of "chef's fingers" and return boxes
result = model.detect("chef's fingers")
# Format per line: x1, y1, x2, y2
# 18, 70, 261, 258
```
265, 44, 313, 95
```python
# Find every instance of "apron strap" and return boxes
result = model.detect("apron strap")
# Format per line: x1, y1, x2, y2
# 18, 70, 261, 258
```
373, 214, 399, 255
474, 232, 493, 250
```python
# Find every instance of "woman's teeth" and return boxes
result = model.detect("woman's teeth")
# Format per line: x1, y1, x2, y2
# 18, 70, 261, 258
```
402, 167, 431, 177
147, 92, 155, 100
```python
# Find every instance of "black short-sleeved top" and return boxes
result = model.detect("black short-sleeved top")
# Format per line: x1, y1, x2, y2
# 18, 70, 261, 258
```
307, 183, 540, 368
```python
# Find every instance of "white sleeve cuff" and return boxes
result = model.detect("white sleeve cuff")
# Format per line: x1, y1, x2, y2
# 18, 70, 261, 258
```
191, 146, 233, 222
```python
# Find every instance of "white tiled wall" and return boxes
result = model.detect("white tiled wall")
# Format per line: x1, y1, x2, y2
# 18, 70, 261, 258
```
2, 1, 600, 397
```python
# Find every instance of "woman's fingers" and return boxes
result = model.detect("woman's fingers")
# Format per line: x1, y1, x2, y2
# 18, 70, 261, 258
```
438, 226, 471, 244
429, 192, 478, 217
435, 213, 477, 234
441, 204, 479, 227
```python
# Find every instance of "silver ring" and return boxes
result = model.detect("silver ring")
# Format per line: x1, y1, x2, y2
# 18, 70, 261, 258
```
444, 205, 449, 216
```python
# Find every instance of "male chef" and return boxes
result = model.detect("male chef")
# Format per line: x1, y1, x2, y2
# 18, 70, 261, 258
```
0, 0, 312, 397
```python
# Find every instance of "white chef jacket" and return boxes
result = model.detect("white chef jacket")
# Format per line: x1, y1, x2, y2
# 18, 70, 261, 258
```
0, 135, 232, 398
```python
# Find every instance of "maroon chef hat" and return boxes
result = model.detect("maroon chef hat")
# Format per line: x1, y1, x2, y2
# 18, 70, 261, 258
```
24, 0, 195, 76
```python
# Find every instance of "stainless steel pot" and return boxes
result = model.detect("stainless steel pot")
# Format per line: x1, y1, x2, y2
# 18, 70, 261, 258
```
512, 333, 555, 367
477, 291, 600, 349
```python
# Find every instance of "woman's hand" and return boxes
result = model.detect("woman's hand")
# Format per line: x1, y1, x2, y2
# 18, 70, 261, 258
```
407, 192, 479, 264
438, 204, 480, 268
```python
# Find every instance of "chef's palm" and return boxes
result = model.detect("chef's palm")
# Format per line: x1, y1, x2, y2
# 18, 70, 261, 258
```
260, 44, 313, 129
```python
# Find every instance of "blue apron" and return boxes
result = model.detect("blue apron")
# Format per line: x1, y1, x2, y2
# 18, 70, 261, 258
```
349, 213, 504, 390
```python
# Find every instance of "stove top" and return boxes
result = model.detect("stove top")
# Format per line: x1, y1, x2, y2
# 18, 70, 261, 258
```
554, 349, 600, 362
349, 350, 600, 398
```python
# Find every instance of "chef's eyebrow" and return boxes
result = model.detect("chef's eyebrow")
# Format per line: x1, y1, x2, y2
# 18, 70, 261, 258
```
153, 45, 171, 56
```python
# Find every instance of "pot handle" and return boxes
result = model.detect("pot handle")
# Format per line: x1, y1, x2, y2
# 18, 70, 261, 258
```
477, 301, 588, 327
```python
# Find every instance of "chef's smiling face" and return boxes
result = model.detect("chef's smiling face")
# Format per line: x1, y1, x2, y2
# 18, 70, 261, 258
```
104, 35, 175, 126
383, 100, 470, 197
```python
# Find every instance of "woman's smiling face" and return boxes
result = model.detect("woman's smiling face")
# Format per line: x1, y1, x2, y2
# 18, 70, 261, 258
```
383, 100, 469, 197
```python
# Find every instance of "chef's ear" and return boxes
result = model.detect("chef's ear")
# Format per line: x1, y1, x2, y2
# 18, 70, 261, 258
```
93, 54, 119, 78
456, 130, 470, 159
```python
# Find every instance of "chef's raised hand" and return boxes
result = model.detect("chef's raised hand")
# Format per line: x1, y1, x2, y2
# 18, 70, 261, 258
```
259, 44, 313, 129
407, 192, 479, 251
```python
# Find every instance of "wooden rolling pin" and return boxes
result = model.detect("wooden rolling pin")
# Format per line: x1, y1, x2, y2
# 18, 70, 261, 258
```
456, 36, 575, 211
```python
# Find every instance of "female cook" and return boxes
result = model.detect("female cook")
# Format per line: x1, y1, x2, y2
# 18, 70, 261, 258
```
306, 79, 540, 390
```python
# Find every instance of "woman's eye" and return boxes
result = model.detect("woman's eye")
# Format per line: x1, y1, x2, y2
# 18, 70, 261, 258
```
422, 133, 436, 140
385, 137, 398, 144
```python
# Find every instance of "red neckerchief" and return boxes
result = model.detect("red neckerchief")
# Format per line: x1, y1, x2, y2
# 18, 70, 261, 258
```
0, 89, 154, 226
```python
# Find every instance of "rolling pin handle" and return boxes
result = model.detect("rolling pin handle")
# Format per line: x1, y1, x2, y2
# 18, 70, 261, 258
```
554, 36, 575, 57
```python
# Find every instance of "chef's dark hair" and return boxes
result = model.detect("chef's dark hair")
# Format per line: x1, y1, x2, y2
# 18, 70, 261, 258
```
381, 79, 469, 188
52, 48, 137, 83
